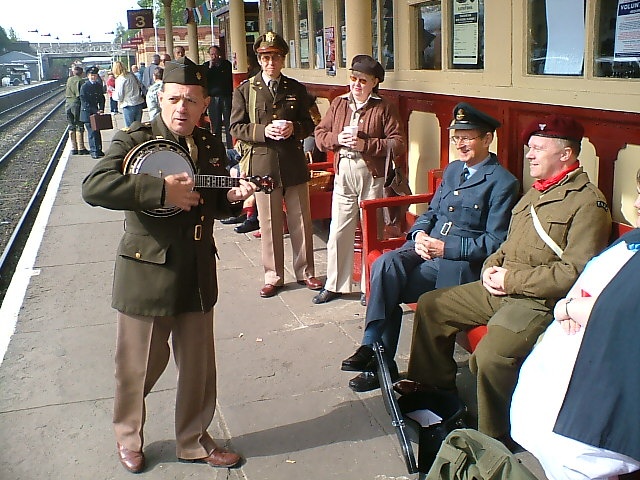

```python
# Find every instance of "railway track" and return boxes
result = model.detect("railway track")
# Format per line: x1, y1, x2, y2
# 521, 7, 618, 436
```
0, 87, 69, 302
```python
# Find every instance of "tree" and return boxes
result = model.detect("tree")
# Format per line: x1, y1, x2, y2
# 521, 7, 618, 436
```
0, 26, 10, 54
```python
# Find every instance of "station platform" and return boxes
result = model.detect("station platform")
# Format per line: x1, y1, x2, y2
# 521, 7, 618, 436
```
0, 114, 546, 479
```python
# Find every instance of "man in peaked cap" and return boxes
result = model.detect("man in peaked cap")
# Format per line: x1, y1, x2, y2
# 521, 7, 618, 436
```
396, 113, 611, 450
341, 102, 519, 392
230, 32, 322, 298
82, 55, 255, 473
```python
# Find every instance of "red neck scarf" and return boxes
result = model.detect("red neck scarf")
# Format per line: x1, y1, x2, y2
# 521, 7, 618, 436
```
532, 163, 580, 192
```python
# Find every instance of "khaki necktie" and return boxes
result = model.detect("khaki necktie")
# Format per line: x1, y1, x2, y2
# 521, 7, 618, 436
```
184, 135, 198, 160
269, 80, 278, 98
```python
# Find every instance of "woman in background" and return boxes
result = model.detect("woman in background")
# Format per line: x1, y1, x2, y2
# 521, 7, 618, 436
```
146, 67, 163, 121
112, 61, 145, 127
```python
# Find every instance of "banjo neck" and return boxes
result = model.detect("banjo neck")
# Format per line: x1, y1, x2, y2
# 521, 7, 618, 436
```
193, 175, 242, 189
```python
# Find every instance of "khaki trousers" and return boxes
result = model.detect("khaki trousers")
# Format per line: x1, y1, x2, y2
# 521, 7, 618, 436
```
113, 310, 217, 459
255, 182, 315, 286
325, 156, 384, 293
407, 280, 552, 438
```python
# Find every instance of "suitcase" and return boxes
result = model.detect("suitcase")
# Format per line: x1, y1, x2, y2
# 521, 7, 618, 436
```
373, 342, 467, 474
89, 113, 113, 131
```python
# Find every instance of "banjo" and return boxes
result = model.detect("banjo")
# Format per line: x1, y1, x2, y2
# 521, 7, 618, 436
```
122, 139, 275, 217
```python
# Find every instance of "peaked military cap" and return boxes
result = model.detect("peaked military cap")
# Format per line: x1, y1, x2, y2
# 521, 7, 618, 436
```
350, 54, 385, 82
521, 114, 584, 145
86, 66, 99, 75
163, 56, 207, 88
449, 102, 501, 131
254, 31, 289, 55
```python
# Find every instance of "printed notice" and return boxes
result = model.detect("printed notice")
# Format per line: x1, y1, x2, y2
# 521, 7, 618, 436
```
453, 0, 479, 65
615, 0, 640, 58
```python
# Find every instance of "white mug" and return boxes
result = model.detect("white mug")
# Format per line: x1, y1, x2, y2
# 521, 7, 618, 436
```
272, 119, 288, 128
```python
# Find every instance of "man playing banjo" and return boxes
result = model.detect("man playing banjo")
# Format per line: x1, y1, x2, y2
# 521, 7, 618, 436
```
82, 56, 255, 474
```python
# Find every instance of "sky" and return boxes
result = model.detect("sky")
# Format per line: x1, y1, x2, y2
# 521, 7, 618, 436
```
2, 0, 143, 44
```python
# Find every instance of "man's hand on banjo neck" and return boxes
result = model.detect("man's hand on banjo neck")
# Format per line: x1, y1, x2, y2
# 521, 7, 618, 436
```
164, 172, 258, 212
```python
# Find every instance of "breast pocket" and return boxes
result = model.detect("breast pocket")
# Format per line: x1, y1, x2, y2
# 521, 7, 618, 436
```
534, 210, 572, 252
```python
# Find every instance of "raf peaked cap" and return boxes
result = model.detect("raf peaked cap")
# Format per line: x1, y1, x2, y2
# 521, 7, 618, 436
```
521, 114, 585, 145
350, 54, 385, 82
254, 32, 289, 55
163, 56, 207, 88
449, 102, 501, 131
86, 66, 99, 75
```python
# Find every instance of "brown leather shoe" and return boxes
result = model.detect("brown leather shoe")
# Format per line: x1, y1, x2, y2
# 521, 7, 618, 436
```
117, 443, 145, 473
260, 284, 282, 298
297, 276, 323, 290
181, 447, 242, 468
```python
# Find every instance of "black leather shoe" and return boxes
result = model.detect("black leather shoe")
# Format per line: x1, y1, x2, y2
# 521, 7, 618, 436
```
234, 218, 259, 233
78, 149, 90, 155
341, 345, 375, 371
349, 365, 399, 392
96, 151, 105, 157
221, 213, 247, 224
70, 149, 79, 155
312, 289, 341, 304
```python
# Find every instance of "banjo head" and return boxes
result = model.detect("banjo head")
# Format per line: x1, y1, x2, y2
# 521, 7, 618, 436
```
123, 139, 195, 217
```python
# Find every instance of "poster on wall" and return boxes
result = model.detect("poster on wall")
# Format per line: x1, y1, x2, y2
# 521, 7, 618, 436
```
324, 27, 336, 75
300, 18, 309, 65
615, 0, 640, 58
315, 35, 325, 69
341, 25, 347, 66
452, 0, 479, 65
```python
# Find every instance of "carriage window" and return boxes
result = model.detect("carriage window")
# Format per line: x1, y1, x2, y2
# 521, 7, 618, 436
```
297, 0, 310, 68
594, 0, 640, 79
414, 1, 442, 70
527, 0, 586, 76
451, 0, 484, 69
338, 0, 346, 68
372, 0, 395, 70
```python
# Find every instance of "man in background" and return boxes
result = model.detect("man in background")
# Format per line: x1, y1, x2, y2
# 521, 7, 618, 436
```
204, 45, 234, 148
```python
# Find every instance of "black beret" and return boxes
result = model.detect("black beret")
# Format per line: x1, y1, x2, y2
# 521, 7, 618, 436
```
86, 66, 99, 75
163, 56, 207, 89
521, 115, 585, 145
350, 54, 385, 82
254, 32, 289, 55
448, 102, 501, 131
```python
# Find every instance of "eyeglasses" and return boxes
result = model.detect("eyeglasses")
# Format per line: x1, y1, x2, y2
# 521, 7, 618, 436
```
349, 75, 369, 85
450, 134, 484, 145
259, 54, 283, 63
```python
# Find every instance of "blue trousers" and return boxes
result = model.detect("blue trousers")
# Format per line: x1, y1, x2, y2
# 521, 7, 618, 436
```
362, 241, 439, 358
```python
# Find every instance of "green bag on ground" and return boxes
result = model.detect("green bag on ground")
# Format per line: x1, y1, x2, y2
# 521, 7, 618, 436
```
425, 429, 538, 480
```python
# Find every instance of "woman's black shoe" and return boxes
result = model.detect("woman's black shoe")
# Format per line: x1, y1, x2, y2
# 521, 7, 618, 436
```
312, 289, 341, 304
221, 213, 247, 225
234, 218, 259, 233
349, 366, 399, 393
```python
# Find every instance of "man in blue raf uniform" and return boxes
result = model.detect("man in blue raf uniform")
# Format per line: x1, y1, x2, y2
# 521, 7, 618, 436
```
79, 66, 106, 159
230, 32, 322, 298
341, 103, 519, 392
82, 56, 256, 474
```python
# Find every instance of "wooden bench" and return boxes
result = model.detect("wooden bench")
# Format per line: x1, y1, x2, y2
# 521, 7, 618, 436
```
360, 169, 634, 353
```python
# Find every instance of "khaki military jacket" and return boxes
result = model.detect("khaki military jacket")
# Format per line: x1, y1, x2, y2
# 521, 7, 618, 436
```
82, 116, 236, 316
230, 73, 315, 188
65, 75, 84, 108
484, 168, 611, 300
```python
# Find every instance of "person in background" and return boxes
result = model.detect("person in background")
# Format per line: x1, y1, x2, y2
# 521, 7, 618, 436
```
174, 45, 186, 59
160, 53, 172, 68
82, 56, 255, 474
65, 65, 90, 155
141, 54, 160, 88
131, 65, 140, 82
398, 115, 612, 449
106, 72, 118, 114
204, 45, 234, 148
313, 54, 405, 304
79, 66, 106, 159
230, 32, 322, 298
510, 169, 640, 480
146, 67, 164, 121
112, 61, 145, 128
341, 103, 519, 393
